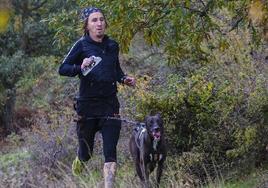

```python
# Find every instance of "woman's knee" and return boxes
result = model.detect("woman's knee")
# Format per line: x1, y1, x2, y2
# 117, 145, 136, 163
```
78, 147, 92, 162
104, 149, 117, 162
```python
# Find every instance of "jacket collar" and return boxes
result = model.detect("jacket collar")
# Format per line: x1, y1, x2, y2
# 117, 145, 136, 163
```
84, 34, 109, 46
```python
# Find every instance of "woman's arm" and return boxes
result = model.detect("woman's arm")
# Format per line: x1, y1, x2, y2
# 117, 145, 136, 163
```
58, 40, 82, 77
114, 43, 126, 83
114, 43, 135, 86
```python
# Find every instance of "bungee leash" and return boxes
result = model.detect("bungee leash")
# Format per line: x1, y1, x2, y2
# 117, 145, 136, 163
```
74, 115, 146, 127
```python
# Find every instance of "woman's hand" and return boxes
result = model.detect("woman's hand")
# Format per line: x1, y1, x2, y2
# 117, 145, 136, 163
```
124, 76, 136, 87
81, 57, 94, 70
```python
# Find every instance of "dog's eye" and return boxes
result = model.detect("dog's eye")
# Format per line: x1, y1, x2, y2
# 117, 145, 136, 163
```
157, 119, 162, 124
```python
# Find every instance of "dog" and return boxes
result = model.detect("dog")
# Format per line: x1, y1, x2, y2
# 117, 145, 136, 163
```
129, 113, 166, 187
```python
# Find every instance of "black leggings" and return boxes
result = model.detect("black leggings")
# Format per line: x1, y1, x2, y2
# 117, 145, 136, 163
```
76, 118, 121, 162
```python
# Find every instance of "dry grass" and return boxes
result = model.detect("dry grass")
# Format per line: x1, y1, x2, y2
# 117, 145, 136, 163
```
0, 116, 196, 188
1, 107, 266, 188
1, 130, 266, 188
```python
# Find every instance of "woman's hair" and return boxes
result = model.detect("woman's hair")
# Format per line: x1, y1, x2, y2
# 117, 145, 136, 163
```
83, 17, 89, 36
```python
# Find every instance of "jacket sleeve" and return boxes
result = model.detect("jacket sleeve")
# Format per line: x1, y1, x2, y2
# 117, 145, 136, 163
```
114, 44, 127, 83
58, 40, 82, 77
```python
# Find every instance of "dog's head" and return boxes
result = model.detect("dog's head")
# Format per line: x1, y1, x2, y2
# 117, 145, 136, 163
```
145, 113, 163, 141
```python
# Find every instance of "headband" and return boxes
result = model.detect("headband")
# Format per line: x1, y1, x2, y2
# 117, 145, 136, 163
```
81, 7, 103, 21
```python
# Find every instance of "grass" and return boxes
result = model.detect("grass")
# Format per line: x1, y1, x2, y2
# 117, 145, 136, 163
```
203, 169, 264, 188
0, 125, 267, 188
0, 130, 267, 188
204, 177, 259, 188
0, 139, 267, 188
56, 159, 263, 188
52, 154, 263, 188
0, 146, 31, 187
0, 148, 30, 170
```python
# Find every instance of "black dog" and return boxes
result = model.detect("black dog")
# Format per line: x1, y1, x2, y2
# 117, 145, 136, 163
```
129, 113, 166, 187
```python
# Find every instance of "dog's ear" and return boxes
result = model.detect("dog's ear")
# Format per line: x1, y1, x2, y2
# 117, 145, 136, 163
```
156, 113, 164, 127
144, 115, 150, 124
156, 113, 161, 118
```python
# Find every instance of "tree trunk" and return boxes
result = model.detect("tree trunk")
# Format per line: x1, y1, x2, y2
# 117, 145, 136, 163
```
21, 0, 29, 53
2, 88, 16, 133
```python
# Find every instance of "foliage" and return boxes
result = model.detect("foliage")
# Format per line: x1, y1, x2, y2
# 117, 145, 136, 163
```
0, 0, 58, 56
0, 0, 267, 186
0, 51, 30, 131
113, 3, 268, 177
46, 1, 81, 54
123, 27, 268, 178
0, 0, 78, 131
15, 55, 63, 109
0, 149, 30, 171
0, 51, 28, 90
48, 0, 268, 64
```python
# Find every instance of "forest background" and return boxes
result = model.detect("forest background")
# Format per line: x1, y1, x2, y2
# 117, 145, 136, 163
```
0, 0, 267, 187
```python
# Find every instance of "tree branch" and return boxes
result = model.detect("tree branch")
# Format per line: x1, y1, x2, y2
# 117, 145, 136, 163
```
199, 0, 206, 7
229, 17, 244, 32
30, 0, 48, 11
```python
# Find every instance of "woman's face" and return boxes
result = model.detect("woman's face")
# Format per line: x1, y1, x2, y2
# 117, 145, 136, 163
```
87, 12, 106, 40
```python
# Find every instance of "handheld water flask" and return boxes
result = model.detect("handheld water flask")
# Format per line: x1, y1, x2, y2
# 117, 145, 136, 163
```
81, 56, 102, 76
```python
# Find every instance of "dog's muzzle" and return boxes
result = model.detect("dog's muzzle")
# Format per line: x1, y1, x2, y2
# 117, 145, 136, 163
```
151, 126, 161, 140
151, 128, 161, 151
152, 131, 161, 140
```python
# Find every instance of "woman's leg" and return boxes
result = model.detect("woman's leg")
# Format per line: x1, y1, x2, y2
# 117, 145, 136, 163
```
76, 118, 100, 161
101, 119, 121, 188
101, 119, 121, 162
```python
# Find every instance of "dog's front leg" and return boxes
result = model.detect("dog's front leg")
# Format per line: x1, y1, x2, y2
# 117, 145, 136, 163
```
142, 162, 150, 188
156, 159, 164, 187
135, 160, 145, 182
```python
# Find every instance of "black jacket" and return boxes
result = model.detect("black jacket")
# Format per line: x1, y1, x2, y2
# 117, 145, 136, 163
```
59, 35, 126, 98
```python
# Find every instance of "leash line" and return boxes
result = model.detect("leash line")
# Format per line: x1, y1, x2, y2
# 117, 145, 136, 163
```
80, 116, 145, 127
74, 116, 145, 127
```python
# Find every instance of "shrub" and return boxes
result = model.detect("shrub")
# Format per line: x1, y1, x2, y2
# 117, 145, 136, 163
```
122, 29, 268, 179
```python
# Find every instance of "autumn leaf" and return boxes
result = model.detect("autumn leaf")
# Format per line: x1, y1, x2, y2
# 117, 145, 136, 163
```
0, 9, 10, 33
248, 0, 265, 25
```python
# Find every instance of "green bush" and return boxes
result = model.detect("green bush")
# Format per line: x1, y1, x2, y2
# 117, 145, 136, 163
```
123, 29, 268, 179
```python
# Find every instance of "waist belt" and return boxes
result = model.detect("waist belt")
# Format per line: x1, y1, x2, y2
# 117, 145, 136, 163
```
74, 94, 117, 101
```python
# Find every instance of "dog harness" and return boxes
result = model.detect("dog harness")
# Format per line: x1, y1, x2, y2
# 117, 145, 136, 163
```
149, 153, 163, 162
136, 126, 163, 162
133, 124, 147, 180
